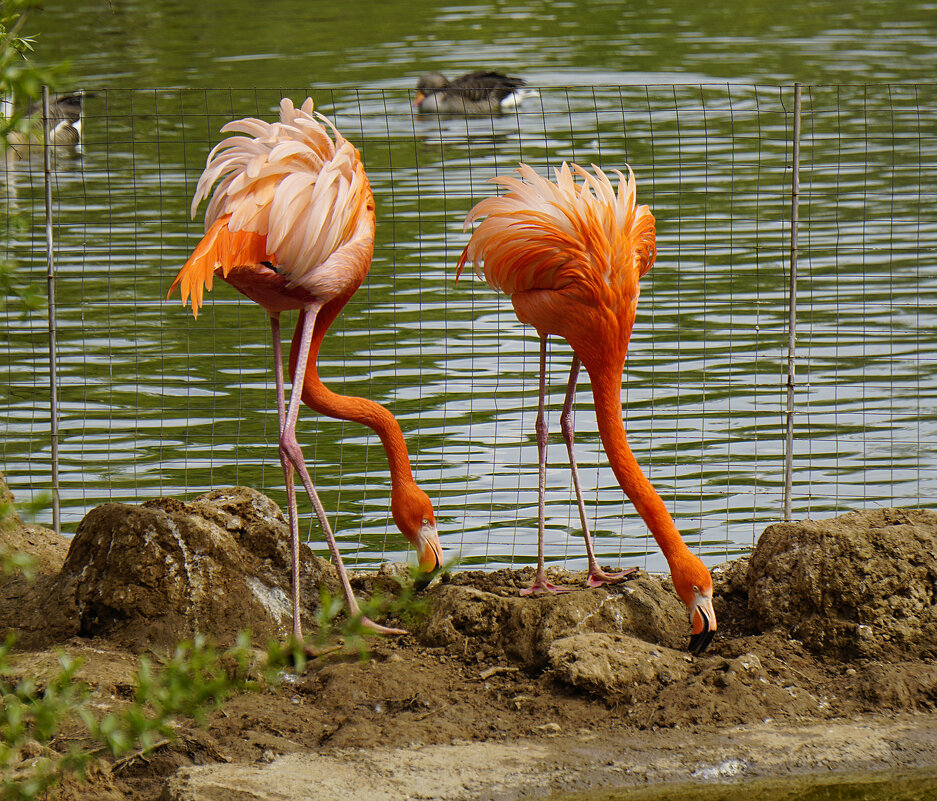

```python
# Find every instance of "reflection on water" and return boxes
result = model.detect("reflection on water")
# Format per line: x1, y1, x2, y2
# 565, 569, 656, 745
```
538, 767, 937, 801
25, 0, 937, 89
2, 82, 935, 575
2, 0, 936, 571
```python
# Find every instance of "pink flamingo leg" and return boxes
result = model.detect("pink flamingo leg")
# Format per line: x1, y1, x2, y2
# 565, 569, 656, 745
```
270, 313, 305, 641
522, 336, 574, 596
559, 356, 636, 588
277, 304, 406, 637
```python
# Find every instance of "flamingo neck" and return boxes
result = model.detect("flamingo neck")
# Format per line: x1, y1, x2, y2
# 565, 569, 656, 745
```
584, 358, 690, 567
291, 306, 415, 489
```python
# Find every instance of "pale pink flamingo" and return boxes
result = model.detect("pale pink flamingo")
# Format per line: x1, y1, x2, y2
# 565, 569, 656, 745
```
169, 98, 443, 640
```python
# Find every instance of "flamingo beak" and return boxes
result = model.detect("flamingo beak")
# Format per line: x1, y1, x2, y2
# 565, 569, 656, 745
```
688, 591, 717, 656
413, 91, 426, 108
416, 519, 443, 574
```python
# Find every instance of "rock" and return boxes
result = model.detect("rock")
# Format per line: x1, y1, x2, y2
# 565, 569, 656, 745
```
0, 473, 73, 648
711, 555, 752, 631
849, 662, 937, 709
747, 508, 937, 659
421, 575, 687, 667
0, 522, 71, 649
422, 584, 513, 644
549, 633, 693, 700
42, 487, 339, 649
160, 742, 554, 801
0, 471, 69, 576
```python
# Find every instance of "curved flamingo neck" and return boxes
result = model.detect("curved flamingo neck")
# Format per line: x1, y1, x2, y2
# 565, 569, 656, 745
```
584, 358, 690, 568
289, 304, 415, 489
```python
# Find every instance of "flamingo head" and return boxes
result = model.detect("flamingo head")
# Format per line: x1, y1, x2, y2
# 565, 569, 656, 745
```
671, 552, 717, 655
391, 482, 443, 575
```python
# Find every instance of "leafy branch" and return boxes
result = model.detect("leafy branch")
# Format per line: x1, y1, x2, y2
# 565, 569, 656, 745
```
0, 565, 438, 800
0, 0, 65, 318
0, 632, 295, 801
0, 0, 66, 140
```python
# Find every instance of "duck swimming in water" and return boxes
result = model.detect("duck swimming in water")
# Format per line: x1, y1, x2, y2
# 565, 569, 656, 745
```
3, 91, 84, 158
413, 71, 538, 114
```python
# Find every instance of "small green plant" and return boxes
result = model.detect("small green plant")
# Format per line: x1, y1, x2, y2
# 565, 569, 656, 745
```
306, 584, 412, 662
0, 488, 439, 800
0, 632, 292, 801
0, 559, 440, 800
0, 641, 89, 800
390, 560, 456, 630
0, 547, 33, 581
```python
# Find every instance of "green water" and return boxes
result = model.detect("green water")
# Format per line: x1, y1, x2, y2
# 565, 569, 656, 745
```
535, 767, 937, 801
1, 1, 935, 575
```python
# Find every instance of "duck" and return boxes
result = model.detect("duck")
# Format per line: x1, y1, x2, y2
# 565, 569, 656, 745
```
3, 91, 84, 158
413, 71, 537, 114
26, 92, 84, 146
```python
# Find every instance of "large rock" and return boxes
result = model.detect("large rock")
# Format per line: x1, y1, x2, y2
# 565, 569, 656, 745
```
549, 633, 693, 700
421, 573, 688, 667
42, 487, 339, 648
747, 508, 937, 659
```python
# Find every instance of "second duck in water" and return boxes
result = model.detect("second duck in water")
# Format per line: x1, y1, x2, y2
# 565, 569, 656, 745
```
4, 91, 84, 159
413, 71, 538, 114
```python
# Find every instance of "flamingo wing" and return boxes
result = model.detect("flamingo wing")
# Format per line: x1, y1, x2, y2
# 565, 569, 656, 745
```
169, 97, 375, 317
457, 162, 656, 303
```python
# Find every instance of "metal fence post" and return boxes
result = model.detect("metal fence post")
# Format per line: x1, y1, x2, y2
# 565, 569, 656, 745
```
783, 83, 801, 522
42, 86, 61, 534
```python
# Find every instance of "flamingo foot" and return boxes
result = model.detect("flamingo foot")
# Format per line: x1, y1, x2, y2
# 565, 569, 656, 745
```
520, 576, 576, 596
302, 642, 343, 659
586, 566, 639, 588
359, 616, 408, 636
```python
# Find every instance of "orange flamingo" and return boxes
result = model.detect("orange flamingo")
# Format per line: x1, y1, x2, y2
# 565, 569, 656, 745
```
169, 97, 443, 640
457, 162, 715, 654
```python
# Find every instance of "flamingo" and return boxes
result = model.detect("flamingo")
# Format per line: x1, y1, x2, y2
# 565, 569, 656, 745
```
413, 71, 538, 114
457, 162, 716, 654
168, 97, 443, 640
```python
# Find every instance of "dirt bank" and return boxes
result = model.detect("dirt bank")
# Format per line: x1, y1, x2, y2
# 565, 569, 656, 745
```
2, 484, 936, 800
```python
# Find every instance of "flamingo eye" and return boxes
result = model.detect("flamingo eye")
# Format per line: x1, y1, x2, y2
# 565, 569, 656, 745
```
692, 584, 700, 593
422, 518, 429, 526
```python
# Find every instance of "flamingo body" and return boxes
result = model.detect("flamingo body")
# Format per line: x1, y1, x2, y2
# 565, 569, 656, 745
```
458, 162, 716, 654
170, 98, 442, 639
174, 98, 374, 316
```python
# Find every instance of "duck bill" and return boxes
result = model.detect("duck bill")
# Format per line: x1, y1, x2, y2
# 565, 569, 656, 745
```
688, 594, 717, 655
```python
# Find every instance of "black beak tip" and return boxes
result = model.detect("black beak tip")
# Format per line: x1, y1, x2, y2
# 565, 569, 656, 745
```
413, 564, 439, 591
688, 609, 715, 655
688, 628, 715, 655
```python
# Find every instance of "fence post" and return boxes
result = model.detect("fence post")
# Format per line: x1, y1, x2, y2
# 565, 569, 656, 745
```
42, 85, 61, 534
783, 83, 801, 522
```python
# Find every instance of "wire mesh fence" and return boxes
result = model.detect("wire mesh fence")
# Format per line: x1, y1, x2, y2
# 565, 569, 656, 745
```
1, 83, 935, 574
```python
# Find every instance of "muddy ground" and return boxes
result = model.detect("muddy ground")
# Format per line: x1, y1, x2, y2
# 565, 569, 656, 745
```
1, 483, 936, 800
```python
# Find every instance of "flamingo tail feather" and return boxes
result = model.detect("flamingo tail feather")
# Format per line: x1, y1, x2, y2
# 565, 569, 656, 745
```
167, 216, 274, 318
